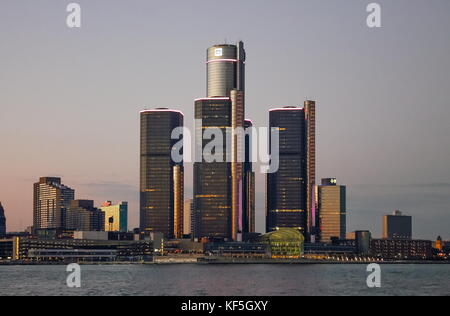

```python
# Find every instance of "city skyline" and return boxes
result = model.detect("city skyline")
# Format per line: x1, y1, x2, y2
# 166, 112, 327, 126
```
1, 0, 450, 239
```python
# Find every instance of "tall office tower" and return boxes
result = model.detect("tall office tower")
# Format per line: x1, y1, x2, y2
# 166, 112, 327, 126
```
66, 200, 105, 231
305, 100, 318, 241
318, 178, 347, 243
183, 199, 193, 236
243, 119, 256, 234
194, 42, 246, 241
194, 97, 233, 240
383, 210, 412, 240
0, 202, 6, 236
140, 109, 184, 239
267, 107, 308, 235
33, 177, 75, 230
100, 201, 128, 232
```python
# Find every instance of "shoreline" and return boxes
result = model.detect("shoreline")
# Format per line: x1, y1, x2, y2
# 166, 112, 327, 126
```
1, 260, 450, 266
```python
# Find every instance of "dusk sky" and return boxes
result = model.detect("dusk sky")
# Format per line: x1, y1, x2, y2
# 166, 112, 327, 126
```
1, 0, 449, 239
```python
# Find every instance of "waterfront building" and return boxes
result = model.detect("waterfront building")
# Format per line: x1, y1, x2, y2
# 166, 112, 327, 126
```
0, 202, 6, 237
66, 200, 105, 232
140, 109, 184, 239
100, 201, 128, 232
194, 42, 246, 241
370, 239, 432, 260
383, 210, 412, 240
0, 237, 153, 262
33, 177, 75, 231
266, 107, 308, 235
318, 178, 347, 243
260, 228, 305, 259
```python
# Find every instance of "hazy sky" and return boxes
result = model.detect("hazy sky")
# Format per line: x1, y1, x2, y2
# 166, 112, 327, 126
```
1, 0, 449, 239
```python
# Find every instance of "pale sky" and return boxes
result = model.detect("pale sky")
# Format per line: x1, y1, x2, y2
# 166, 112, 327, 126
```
1, 0, 449, 239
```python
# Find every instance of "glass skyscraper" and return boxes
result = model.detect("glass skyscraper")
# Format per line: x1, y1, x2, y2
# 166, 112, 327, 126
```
33, 177, 75, 231
193, 42, 247, 241
267, 107, 308, 235
140, 109, 184, 239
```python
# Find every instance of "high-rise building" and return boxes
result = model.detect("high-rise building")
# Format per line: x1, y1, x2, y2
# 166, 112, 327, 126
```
194, 42, 246, 241
66, 200, 105, 232
0, 202, 6, 237
267, 107, 308, 235
100, 201, 128, 232
243, 119, 255, 234
33, 177, 75, 230
318, 178, 347, 243
305, 100, 318, 241
183, 199, 194, 236
383, 210, 412, 240
140, 109, 184, 239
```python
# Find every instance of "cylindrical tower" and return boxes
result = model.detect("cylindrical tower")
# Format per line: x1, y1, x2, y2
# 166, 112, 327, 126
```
207, 42, 246, 97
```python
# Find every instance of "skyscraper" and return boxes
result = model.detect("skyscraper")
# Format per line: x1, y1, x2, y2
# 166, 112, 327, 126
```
183, 199, 194, 236
66, 200, 105, 232
194, 42, 246, 241
267, 107, 308, 235
100, 201, 128, 232
0, 202, 6, 237
318, 178, 347, 243
33, 177, 75, 231
140, 109, 184, 239
383, 210, 412, 240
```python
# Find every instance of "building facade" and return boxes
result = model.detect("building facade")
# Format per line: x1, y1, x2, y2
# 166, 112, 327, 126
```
318, 178, 347, 243
243, 119, 256, 235
0, 202, 6, 237
383, 210, 412, 240
305, 100, 318, 241
33, 177, 75, 231
100, 201, 128, 232
140, 109, 184, 239
183, 199, 194, 236
66, 200, 105, 232
371, 239, 432, 260
194, 42, 247, 241
267, 107, 308, 235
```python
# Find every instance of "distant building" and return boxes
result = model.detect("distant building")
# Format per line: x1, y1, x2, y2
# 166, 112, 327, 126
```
318, 178, 347, 243
140, 109, 184, 239
183, 199, 194, 236
267, 107, 308, 235
355, 231, 372, 256
0, 237, 153, 262
33, 177, 75, 231
383, 210, 412, 240
66, 200, 104, 232
371, 239, 432, 260
0, 202, 6, 237
100, 201, 128, 232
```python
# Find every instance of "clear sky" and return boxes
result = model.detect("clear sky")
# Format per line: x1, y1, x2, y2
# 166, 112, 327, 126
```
1, 0, 449, 239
